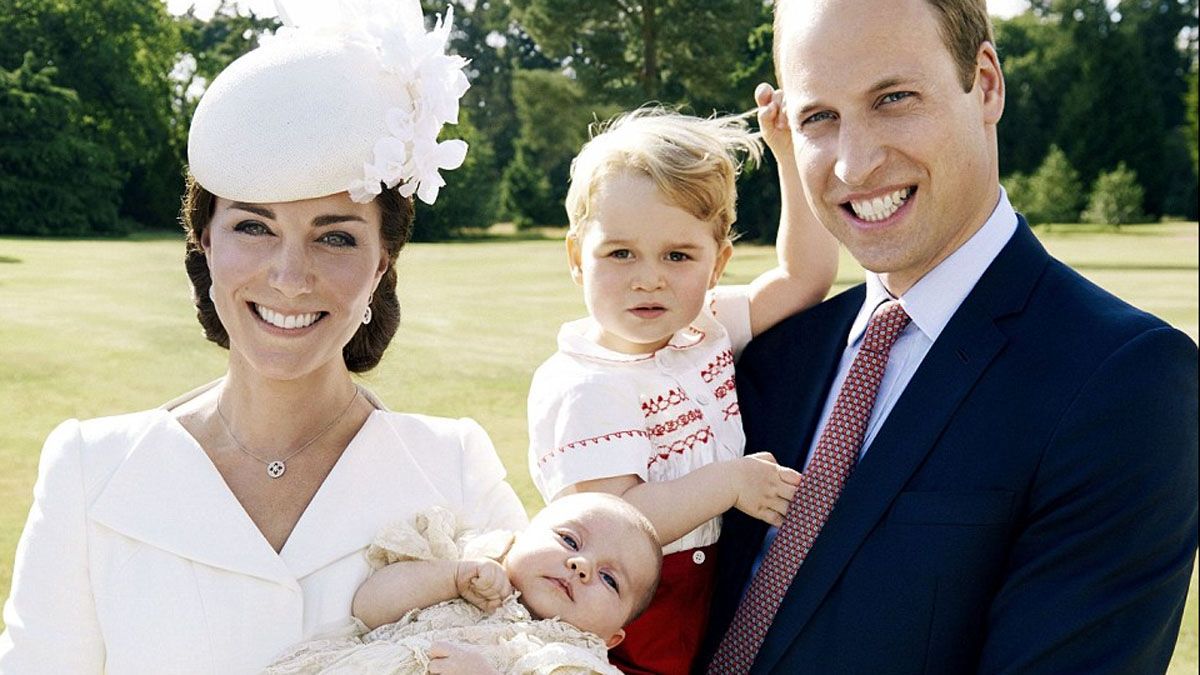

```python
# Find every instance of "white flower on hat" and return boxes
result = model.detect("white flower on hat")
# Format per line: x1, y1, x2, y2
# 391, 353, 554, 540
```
276, 0, 471, 205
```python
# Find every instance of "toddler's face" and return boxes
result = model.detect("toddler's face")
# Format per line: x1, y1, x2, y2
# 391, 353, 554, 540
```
568, 171, 732, 355
505, 498, 659, 647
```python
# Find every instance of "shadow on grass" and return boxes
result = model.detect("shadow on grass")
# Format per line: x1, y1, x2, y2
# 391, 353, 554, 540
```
0, 256, 20, 264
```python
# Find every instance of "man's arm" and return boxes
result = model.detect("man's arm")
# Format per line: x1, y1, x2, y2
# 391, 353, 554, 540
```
978, 327, 1198, 673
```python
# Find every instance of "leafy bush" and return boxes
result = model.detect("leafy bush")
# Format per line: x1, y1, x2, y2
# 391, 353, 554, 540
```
1020, 145, 1084, 225
1082, 163, 1146, 226
0, 52, 123, 236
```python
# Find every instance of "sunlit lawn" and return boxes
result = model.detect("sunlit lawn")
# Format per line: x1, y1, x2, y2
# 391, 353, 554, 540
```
1, 222, 1196, 669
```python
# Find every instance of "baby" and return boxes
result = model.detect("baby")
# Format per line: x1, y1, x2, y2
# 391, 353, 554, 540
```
265, 493, 662, 675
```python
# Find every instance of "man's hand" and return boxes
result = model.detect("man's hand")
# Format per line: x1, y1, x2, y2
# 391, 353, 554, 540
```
732, 452, 802, 527
454, 558, 513, 613
428, 641, 500, 675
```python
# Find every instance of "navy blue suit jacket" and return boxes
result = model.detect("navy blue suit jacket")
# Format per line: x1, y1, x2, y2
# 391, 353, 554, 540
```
701, 221, 1199, 674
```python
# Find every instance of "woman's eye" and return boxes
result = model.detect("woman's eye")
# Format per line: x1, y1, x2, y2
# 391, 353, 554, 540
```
234, 220, 270, 236
319, 231, 357, 247
666, 251, 691, 262
600, 572, 619, 592
609, 249, 632, 260
560, 533, 579, 550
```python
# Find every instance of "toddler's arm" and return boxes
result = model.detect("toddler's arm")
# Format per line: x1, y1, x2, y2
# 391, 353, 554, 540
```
746, 82, 840, 337
352, 558, 513, 630
561, 452, 800, 545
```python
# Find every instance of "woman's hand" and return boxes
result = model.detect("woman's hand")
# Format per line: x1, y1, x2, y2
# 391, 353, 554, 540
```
454, 558, 513, 613
733, 452, 802, 527
428, 641, 500, 674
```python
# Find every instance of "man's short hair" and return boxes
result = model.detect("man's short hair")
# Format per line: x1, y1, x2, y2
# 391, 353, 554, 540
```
774, 0, 994, 93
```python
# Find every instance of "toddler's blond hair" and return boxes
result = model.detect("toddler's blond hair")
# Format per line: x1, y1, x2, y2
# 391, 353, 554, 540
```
565, 107, 763, 242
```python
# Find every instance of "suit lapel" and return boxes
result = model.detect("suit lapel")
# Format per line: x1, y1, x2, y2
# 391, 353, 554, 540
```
754, 222, 1049, 673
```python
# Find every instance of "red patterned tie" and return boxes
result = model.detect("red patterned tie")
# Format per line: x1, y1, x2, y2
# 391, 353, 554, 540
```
708, 301, 911, 674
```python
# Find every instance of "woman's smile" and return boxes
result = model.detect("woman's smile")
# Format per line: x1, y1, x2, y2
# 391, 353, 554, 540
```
251, 303, 327, 331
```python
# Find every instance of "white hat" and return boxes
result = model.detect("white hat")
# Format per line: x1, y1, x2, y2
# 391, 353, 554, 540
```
187, 0, 469, 205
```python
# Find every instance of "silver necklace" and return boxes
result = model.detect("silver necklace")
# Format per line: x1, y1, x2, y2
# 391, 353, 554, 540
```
216, 388, 360, 479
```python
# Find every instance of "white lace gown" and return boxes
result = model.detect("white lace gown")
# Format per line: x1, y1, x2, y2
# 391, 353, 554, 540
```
264, 508, 619, 675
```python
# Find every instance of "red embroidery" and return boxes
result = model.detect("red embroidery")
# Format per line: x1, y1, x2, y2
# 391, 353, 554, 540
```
648, 408, 705, 437
713, 375, 737, 400
641, 388, 690, 417
648, 426, 714, 468
723, 401, 741, 420
700, 349, 735, 383
539, 429, 650, 465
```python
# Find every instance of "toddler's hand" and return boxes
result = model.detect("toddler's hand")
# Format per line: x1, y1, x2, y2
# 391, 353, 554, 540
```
733, 452, 802, 526
428, 641, 500, 675
755, 82, 795, 167
455, 558, 513, 613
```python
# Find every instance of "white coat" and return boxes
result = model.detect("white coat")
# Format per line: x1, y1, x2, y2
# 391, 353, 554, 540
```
0, 394, 527, 674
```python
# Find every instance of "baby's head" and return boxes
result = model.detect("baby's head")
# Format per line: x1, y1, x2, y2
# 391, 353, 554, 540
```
563, 109, 763, 354
505, 493, 662, 648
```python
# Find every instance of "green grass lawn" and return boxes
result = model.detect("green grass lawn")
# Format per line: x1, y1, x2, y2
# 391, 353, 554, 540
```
1, 222, 1196, 669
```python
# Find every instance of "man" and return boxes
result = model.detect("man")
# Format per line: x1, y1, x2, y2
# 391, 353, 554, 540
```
700, 0, 1199, 672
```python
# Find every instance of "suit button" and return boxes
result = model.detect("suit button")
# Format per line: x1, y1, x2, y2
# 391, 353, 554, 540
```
693, 550, 706, 565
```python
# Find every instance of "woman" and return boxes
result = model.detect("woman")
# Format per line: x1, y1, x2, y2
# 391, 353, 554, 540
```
0, 2, 526, 672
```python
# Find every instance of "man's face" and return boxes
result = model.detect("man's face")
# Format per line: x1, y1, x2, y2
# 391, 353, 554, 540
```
778, 0, 1004, 295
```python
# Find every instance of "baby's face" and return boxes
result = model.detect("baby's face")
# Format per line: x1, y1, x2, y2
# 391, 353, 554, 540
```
505, 498, 658, 647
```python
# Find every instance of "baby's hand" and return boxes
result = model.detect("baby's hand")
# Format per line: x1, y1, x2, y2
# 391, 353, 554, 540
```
755, 82, 794, 166
428, 641, 500, 675
455, 558, 513, 613
733, 452, 802, 526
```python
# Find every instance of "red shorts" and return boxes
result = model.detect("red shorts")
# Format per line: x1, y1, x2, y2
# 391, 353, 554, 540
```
609, 544, 718, 675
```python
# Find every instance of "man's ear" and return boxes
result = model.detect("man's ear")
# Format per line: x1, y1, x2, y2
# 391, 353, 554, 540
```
605, 629, 626, 650
565, 235, 584, 286
975, 41, 1005, 125
709, 240, 734, 288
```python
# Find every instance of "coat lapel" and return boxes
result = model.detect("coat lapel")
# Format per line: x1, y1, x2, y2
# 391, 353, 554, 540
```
754, 222, 1049, 673
279, 411, 450, 579
90, 410, 297, 587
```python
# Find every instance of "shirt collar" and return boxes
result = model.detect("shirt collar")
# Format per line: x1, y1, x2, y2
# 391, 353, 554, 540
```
556, 316, 708, 364
846, 186, 1019, 347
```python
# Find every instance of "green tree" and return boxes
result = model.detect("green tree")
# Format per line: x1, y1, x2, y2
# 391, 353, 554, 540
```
1012, 0, 1197, 218
500, 69, 619, 227
510, 0, 758, 106
0, 52, 122, 236
412, 108, 499, 240
1187, 64, 1198, 178
1082, 162, 1146, 227
0, 0, 182, 229
1024, 145, 1085, 225
428, 0, 555, 174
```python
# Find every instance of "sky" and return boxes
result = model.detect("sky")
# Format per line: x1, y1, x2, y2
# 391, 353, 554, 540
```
167, 0, 1035, 22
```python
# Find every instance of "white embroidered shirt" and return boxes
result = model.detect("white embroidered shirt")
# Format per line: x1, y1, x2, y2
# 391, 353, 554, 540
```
527, 288, 752, 554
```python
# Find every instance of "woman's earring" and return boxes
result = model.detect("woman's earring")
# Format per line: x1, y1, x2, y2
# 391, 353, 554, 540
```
208, 286, 215, 303
362, 305, 373, 325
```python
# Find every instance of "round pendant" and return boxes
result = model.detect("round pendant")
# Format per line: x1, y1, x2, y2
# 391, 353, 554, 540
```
266, 460, 286, 479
